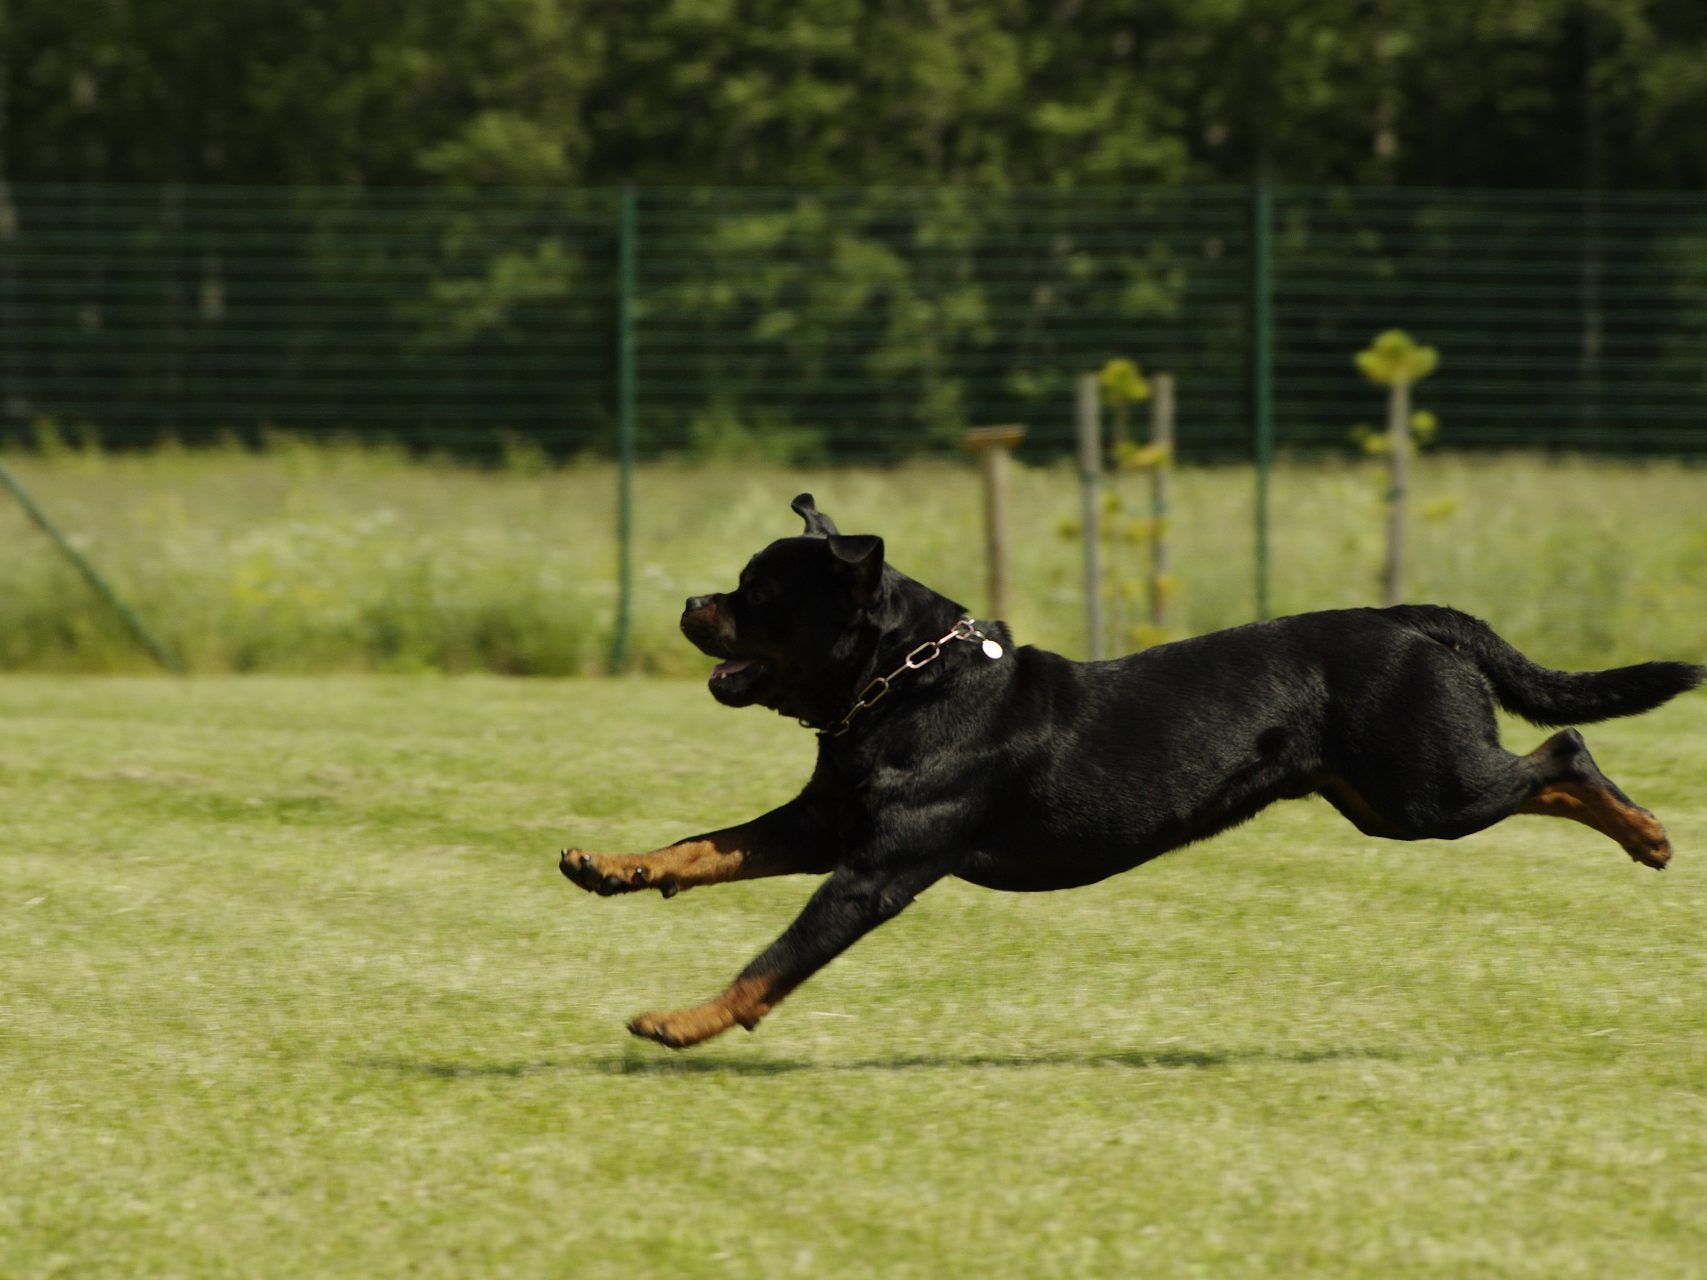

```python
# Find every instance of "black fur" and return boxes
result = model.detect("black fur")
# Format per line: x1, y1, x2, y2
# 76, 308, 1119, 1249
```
563, 494, 1703, 1047
1381, 604, 1702, 726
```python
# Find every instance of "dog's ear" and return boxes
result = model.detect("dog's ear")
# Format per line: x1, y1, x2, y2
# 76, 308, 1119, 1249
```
827, 534, 884, 605
791, 492, 840, 537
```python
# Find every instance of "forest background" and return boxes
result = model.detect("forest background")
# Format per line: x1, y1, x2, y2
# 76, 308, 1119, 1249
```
6, 0, 1704, 192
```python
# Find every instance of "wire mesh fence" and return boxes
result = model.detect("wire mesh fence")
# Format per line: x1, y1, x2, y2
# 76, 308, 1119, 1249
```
629, 186, 1251, 461
1274, 186, 1707, 452
0, 184, 621, 452
4, 182, 1705, 463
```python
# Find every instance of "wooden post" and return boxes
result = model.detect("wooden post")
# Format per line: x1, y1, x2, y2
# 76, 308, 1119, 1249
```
1075, 374, 1104, 660
962, 425, 1026, 621
1383, 377, 1412, 606
1149, 373, 1175, 628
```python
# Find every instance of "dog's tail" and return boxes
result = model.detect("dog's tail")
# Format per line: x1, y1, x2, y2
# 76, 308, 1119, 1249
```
1384, 604, 1705, 726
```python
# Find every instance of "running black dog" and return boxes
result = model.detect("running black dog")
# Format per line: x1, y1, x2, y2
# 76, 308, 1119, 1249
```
562, 494, 1702, 1049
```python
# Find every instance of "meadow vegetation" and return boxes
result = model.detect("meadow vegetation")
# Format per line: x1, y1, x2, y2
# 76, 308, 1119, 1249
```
1, 442, 1704, 676
5, 443, 1705, 1273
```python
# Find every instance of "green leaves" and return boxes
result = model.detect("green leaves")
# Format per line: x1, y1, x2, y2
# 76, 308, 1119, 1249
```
8, 0, 1707, 190
1098, 358, 1151, 407
1355, 330, 1439, 386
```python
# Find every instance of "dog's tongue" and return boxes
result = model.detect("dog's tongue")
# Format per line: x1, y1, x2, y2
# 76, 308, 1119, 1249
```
712, 659, 756, 680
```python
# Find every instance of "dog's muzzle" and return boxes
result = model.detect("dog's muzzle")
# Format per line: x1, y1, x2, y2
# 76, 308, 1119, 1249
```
681, 595, 773, 706
680, 595, 727, 650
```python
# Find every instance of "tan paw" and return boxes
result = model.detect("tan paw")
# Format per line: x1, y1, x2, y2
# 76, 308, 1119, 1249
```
626, 1003, 738, 1050
558, 849, 678, 897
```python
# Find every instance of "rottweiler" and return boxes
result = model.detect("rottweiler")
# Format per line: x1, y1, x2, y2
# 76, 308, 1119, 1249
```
562, 494, 1703, 1049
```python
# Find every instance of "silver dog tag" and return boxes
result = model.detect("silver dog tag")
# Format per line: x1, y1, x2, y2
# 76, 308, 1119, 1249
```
981, 639, 1004, 660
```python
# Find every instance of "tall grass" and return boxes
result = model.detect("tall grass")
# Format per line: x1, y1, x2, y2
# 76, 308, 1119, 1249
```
1, 440, 1703, 674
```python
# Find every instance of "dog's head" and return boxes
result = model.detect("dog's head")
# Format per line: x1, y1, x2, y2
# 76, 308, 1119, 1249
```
680, 494, 887, 718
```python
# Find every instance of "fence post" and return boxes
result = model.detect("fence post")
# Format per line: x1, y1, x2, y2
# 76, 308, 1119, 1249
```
608, 185, 638, 675
1249, 181, 1275, 621
1075, 374, 1104, 660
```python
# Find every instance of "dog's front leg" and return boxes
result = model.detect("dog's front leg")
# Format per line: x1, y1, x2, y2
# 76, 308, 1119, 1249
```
627, 855, 954, 1049
560, 791, 834, 898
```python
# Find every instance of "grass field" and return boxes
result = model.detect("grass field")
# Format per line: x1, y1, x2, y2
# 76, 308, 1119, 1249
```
4, 674, 1706, 1278
2, 444, 1704, 674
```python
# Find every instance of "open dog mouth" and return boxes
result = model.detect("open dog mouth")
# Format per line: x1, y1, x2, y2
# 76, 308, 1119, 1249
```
708, 656, 772, 704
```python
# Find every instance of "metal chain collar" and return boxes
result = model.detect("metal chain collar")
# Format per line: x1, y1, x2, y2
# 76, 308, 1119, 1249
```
813, 618, 1003, 738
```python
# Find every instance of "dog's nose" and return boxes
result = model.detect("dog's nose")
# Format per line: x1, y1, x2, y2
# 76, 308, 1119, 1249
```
684, 595, 715, 615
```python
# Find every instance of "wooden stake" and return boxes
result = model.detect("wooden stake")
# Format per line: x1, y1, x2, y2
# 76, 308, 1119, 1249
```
1149, 373, 1175, 629
1383, 377, 1412, 606
1075, 375, 1103, 660
963, 425, 1026, 621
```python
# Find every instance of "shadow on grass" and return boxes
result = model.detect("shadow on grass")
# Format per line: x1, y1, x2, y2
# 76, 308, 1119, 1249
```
356, 1044, 1395, 1080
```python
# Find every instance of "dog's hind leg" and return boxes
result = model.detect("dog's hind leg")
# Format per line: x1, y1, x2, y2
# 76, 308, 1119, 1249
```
1516, 728, 1671, 869
1332, 726, 1672, 869
627, 856, 954, 1049
1323, 735, 1540, 845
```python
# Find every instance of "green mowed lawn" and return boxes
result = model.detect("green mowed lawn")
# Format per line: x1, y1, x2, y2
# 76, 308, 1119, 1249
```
3, 675, 1705, 1278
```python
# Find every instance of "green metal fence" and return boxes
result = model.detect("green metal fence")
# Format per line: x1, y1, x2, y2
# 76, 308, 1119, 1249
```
0, 184, 621, 451
2, 182, 1706, 460
1272, 187, 1707, 452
